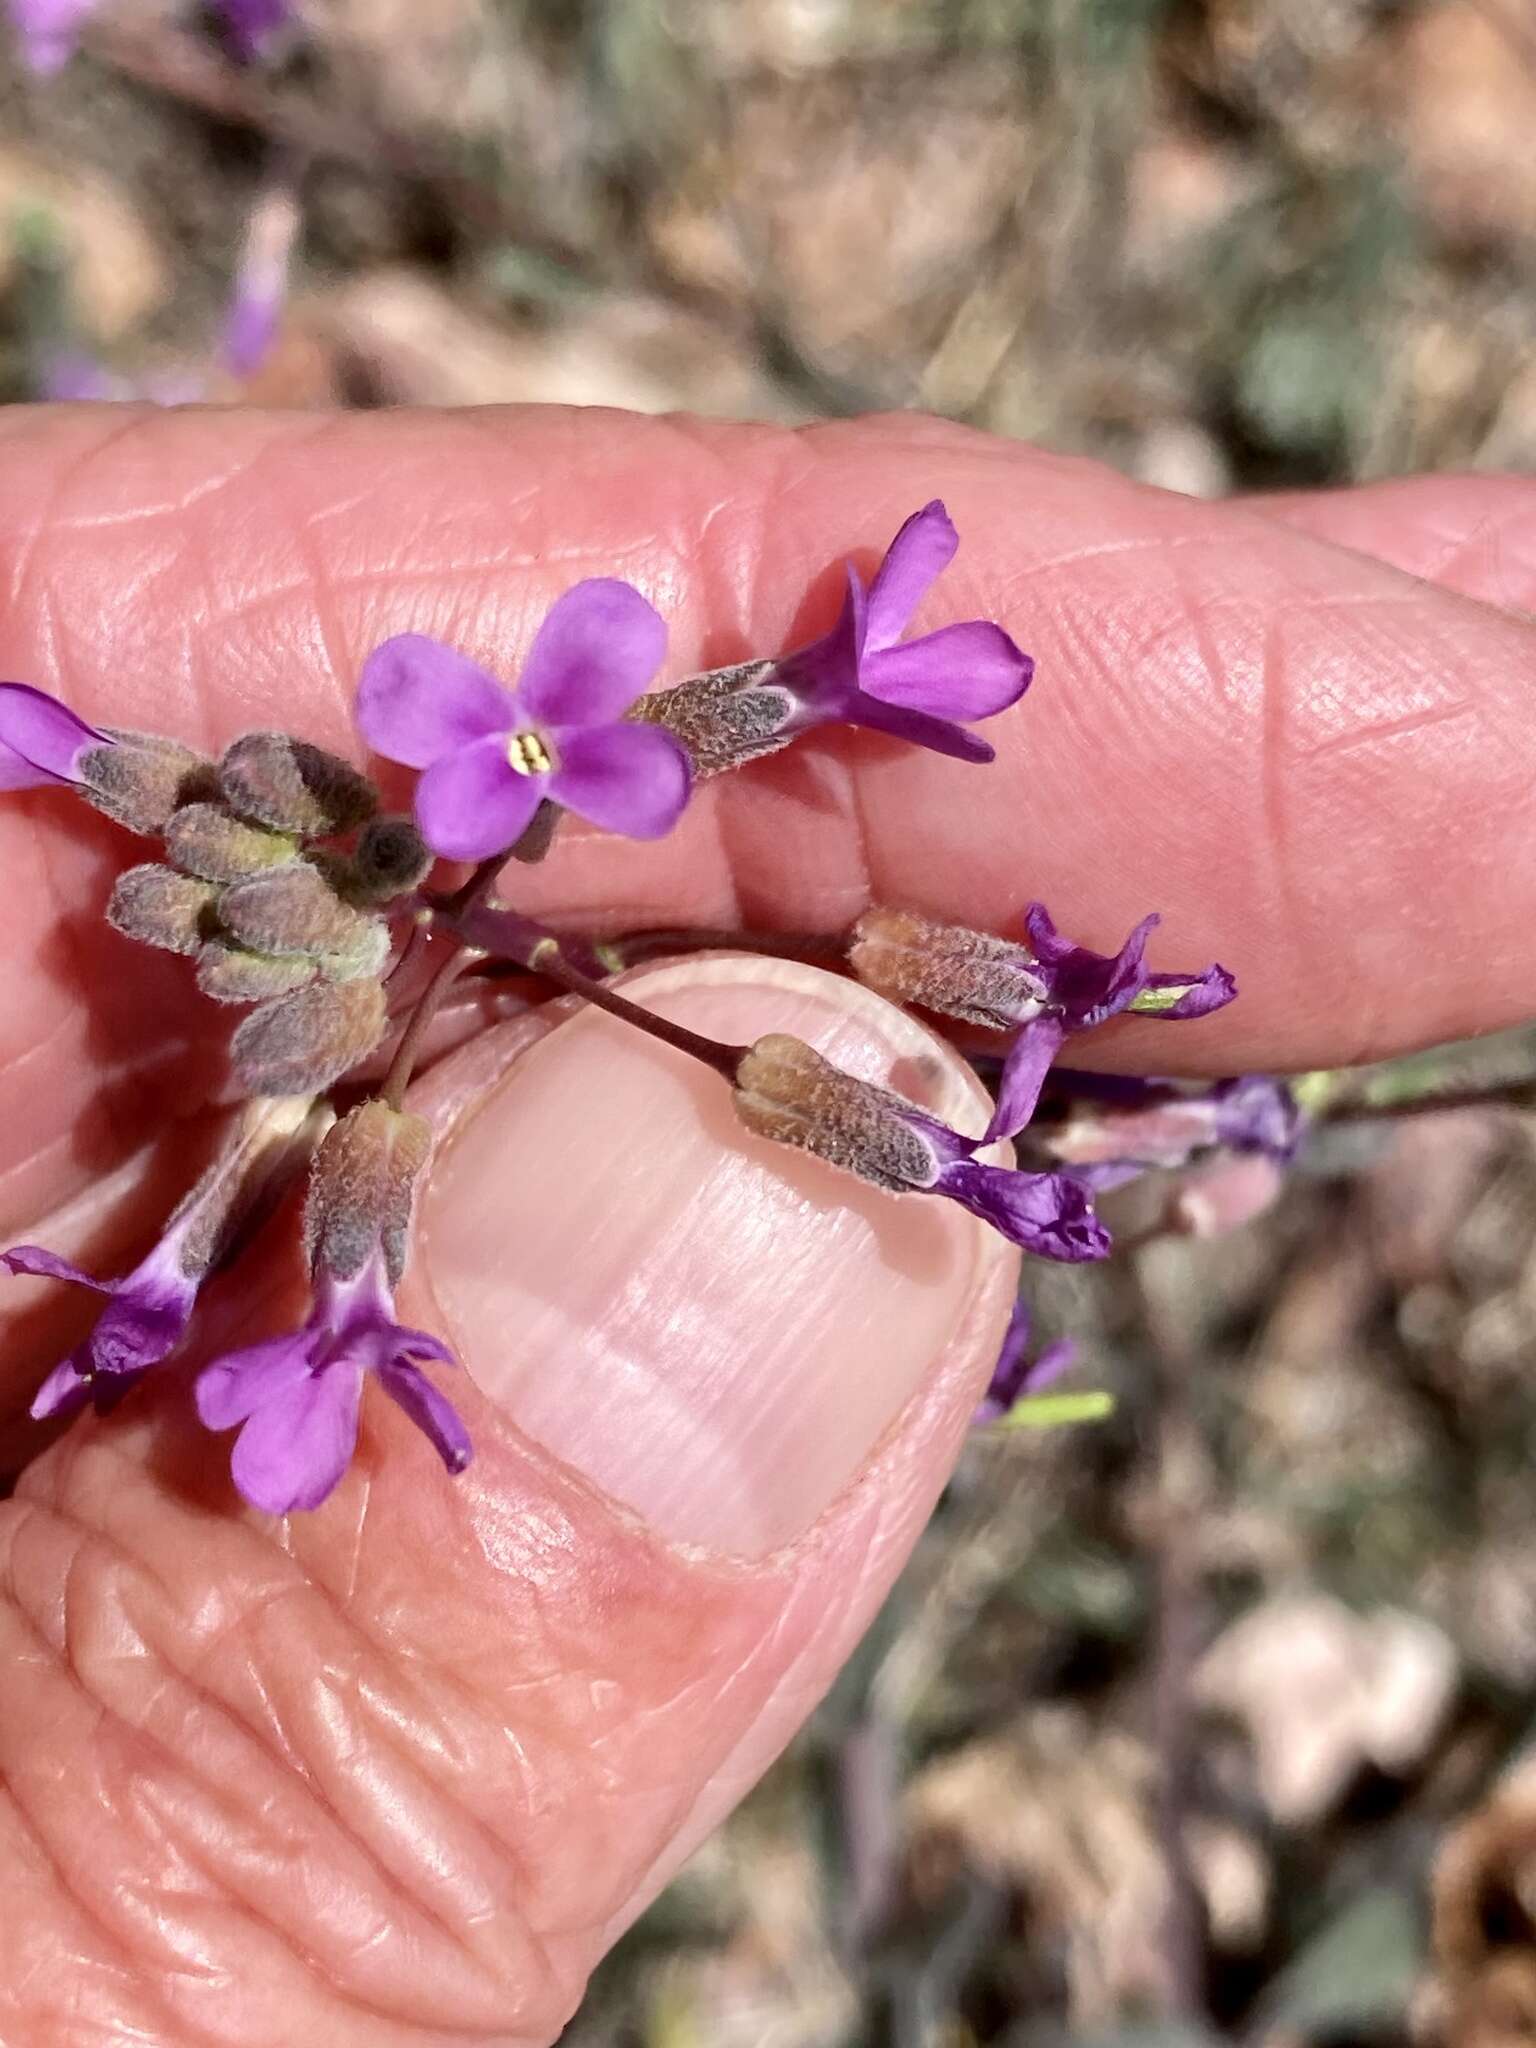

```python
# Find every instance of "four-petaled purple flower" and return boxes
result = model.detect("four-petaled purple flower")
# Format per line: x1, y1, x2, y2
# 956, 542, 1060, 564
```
0, 681, 110, 793
985, 903, 1235, 1143
356, 581, 691, 861
775, 501, 1033, 763
5, 1229, 201, 1421
195, 1262, 471, 1515
973, 1297, 1078, 1427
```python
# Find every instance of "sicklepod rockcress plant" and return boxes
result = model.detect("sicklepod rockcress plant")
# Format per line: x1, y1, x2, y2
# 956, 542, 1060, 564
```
1, 502, 1255, 1507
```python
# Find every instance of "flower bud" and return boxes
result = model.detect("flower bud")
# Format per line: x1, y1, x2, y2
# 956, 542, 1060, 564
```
218, 730, 378, 837
79, 730, 218, 834
346, 814, 433, 901
108, 863, 219, 955
304, 1099, 432, 1287
196, 943, 317, 1005
231, 977, 388, 1096
848, 907, 1044, 1031
163, 801, 299, 883
218, 859, 384, 960
630, 661, 794, 778
733, 1034, 938, 1193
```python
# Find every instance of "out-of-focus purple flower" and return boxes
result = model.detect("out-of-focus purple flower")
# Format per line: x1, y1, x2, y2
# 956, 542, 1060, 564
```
220, 181, 299, 378
985, 903, 1235, 1142
775, 501, 1033, 763
733, 1033, 1111, 1262
0, 681, 110, 793
217, 0, 290, 64
10, 0, 291, 71
8, 0, 98, 72
195, 1263, 469, 1514
196, 1101, 470, 1513
1037, 1072, 1303, 1198
973, 1298, 1078, 1426
356, 583, 691, 861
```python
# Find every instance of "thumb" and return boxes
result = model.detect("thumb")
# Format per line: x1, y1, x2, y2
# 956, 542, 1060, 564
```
0, 953, 1015, 2048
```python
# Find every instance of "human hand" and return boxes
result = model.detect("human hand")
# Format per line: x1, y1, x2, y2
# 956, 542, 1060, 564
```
0, 404, 1532, 2046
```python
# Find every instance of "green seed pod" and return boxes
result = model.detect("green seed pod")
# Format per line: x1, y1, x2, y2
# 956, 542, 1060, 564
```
163, 802, 299, 884
107, 864, 220, 956
232, 977, 389, 1097
219, 731, 378, 837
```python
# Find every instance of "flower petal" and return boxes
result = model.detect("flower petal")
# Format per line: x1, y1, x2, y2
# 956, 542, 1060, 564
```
937, 1163, 1111, 1261
2, 1242, 113, 1292
10, 0, 100, 72
517, 580, 667, 727
984, 1015, 1067, 1143
91, 1292, 191, 1375
378, 1358, 474, 1474
230, 1360, 364, 1514
863, 501, 958, 650
841, 690, 996, 764
777, 565, 868, 713
550, 721, 692, 839
1135, 963, 1238, 1020
355, 635, 511, 770
29, 1349, 93, 1422
0, 683, 109, 789
863, 622, 1033, 720
195, 1332, 316, 1429
1023, 904, 1157, 1025
414, 734, 542, 861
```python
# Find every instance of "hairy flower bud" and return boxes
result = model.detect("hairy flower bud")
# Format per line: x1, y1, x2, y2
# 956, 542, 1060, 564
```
629, 661, 795, 778
305, 1099, 432, 1287
79, 730, 219, 834
218, 730, 378, 837
734, 1034, 938, 1192
196, 942, 317, 1005
108, 863, 219, 956
218, 859, 384, 960
733, 1034, 1110, 1260
232, 977, 388, 1096
849, 907, 1046, 1032
347, 814, 433, 901
163, 801, 299, 883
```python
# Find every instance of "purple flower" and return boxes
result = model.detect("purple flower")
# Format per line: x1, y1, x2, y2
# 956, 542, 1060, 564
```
8, 0, 98, 71
356, 583, 691, 861
5, 1231, 201, 1421
217, 0, 289, 63
985, 903, 1235, 1142
220, 182, 299, 378
9, 0, 289, 70
973, 1298, 1078, 1426
0, 682, 111, 793
5, 1095, 322, 1422
732, 1034, 1110, 1261
1037, 1072, 1303, 1191
195, 1261, 470, 1514
775, 501, 1033, 763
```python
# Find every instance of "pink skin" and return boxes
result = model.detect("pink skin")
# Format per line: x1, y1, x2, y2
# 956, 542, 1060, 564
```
0, 406, 1534, 2044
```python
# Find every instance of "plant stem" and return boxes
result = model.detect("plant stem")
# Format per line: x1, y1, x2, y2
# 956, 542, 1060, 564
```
533, 949, 747, 1082
378, 855, 505, 1109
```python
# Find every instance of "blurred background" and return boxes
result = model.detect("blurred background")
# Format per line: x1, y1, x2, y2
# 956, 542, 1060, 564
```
4, 3, 1536, 2042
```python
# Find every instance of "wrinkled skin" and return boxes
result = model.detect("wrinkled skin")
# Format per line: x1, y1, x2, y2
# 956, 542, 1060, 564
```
0, 405, 1534, 2046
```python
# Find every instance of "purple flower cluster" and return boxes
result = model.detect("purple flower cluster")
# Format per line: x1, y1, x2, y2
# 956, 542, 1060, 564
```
9, 0, 289, 72
0, 496, 1272, 1510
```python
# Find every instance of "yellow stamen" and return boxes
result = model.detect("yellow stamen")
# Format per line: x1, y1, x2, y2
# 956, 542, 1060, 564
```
507, 729, 555, 776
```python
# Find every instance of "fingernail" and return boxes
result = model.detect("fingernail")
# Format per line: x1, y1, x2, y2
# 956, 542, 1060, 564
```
419, 955, 1009, 1556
